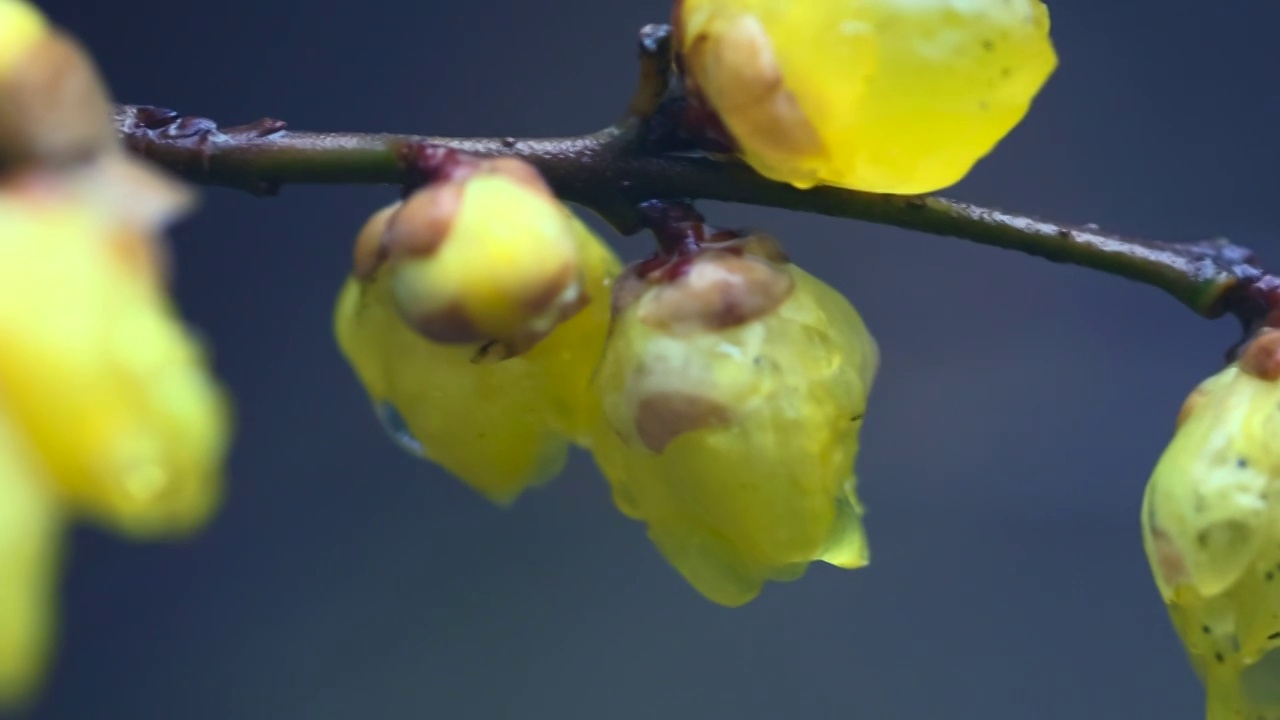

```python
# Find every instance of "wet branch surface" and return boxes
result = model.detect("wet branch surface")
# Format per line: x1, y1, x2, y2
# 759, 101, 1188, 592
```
113, 24, 1279, 339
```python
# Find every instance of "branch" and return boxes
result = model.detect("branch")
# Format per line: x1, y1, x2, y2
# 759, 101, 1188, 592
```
112, 23, 1279, 339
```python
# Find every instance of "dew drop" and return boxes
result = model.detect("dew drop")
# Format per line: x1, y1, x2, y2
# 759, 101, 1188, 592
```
375, 401, 425, 457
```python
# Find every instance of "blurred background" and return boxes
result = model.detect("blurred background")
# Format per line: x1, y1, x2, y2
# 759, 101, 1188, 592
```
10, 1, 1279, 718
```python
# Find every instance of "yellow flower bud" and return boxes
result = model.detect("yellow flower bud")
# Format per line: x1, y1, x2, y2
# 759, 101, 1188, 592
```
588, 234, 878, 606
1141, 329, 1280, 720
0, 1, 116, 169
0, 404, 60, 708
0, 174, 230, 538
383, 159, 589, 355
676, 0, 1058, 194
335, 168, 621, 505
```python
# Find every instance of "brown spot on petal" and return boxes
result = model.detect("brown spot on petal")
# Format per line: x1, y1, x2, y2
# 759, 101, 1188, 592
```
638, 251, 794, 335
352, 203, 400, 281
517, 262, 581, 319
686, 14, 824, 161
635, 391, 735, 453
1151, 526, 1190, 590
0, 32, 115, 168
474, 282, 588, 363
467, 262, 583, 351
384, 181, 465, 260
1240, 329, 1280, 381
403, 301, 487, 345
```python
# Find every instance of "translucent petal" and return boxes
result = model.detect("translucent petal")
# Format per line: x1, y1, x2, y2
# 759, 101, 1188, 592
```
590, 259, 878, 606
680, 0, 1057, 194
0, 406, 61, 707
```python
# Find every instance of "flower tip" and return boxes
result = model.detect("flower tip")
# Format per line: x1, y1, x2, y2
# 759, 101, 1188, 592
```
383, 167, 588, 351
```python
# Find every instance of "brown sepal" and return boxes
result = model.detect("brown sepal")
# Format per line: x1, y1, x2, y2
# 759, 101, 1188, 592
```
635, 390, 735, 453
637, 250, 795, 335
1239, 328, 1280, 381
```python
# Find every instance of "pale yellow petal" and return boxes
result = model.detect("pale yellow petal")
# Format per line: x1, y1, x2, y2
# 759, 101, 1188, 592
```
0, 406, 62, 707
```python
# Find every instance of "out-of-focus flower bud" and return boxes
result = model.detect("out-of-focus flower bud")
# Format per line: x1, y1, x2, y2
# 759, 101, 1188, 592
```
675, 0, 1057, 194
0, 405, 60, 708
1141, 329, 1280, 720
0, 175, 229, 538
0, 0, 116, 169
335, 158, 621, 505
0, 7, 225, 705
588, 233, 878, 606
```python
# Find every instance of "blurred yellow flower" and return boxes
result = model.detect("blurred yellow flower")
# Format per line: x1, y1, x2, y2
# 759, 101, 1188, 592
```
0, 175, 229, 538
0, 0, 230, 705
0, 403, 61, 704
676, 0, 1057, 194
0, 169, 230, 705
589, 233, 878, 606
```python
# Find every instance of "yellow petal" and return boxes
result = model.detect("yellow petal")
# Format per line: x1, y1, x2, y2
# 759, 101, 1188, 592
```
0, 180, 229, 537
0, 404, 62, 707
679, 0, 1058, 194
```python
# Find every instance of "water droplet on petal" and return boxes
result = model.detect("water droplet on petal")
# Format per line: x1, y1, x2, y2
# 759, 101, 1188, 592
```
375, 401, 425, 457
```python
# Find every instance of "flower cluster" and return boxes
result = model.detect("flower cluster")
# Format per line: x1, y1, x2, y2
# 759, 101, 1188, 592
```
334, 0, 1062, 607
0, 0, 229, 705
1142, 329, 1280, 720
335, 151, 878, 606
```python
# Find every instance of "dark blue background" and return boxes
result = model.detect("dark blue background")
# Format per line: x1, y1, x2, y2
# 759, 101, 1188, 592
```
12, 1, 1280, 718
